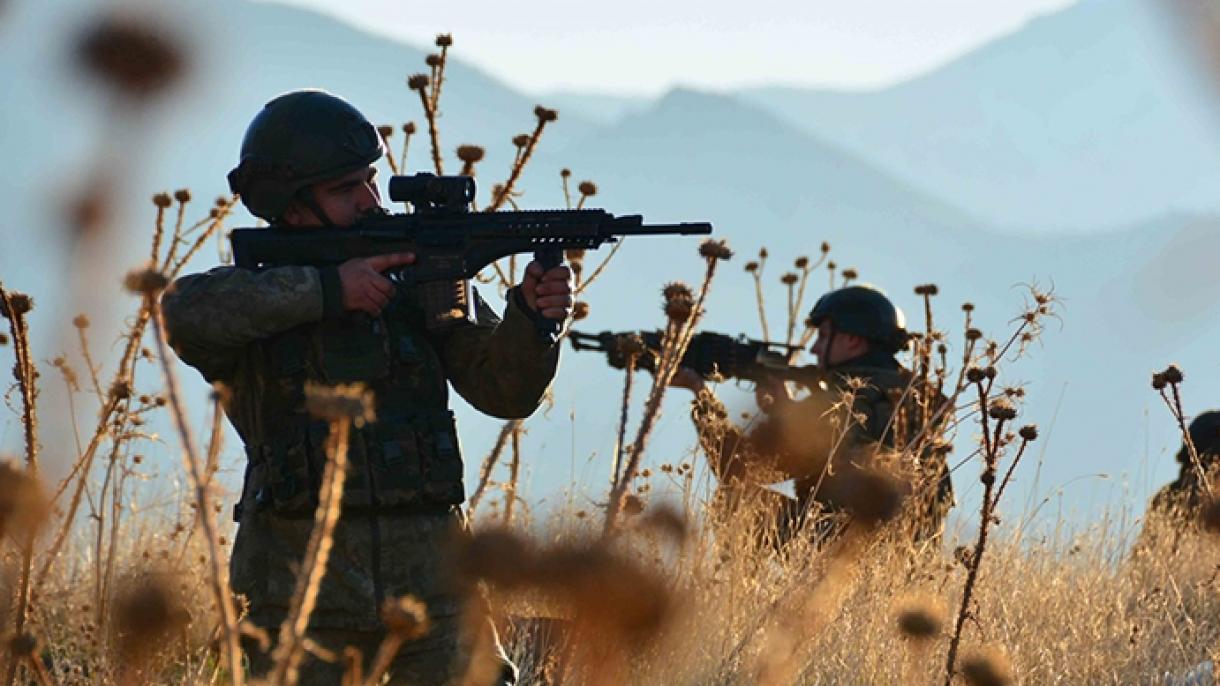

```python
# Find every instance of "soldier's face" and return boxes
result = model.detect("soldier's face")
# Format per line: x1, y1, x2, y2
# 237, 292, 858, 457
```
284, 165, 383, 227
811, 322, 869, 367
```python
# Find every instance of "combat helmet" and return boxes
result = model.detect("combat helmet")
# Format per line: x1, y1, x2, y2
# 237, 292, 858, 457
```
1178, 410, 1220, 468
227, 90, 385, 222
808, 285, 909, 353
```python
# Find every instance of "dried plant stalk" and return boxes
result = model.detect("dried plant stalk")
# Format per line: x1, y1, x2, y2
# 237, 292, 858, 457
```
270, 417, 352, 685
149, 301, 245, 686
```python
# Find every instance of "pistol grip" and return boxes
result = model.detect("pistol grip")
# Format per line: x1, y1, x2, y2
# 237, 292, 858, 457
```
533, 247, 564, 343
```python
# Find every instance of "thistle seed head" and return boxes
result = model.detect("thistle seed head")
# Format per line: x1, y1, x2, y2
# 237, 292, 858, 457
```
456, 144, 485, 163
425, 53, 442, 67
123, 265, 169, 296
304, 382, 376, 427
960, 645, 1014, 686
795, 256, 809, 269
0, 293, 33, 319
377, 125, 394, 139
381, 596, 430, 640
152, 192, 172, 209
572, 301, 590, 321
578, 181, 598, 196
407, 74, 430, 90
173, 188, 191, 203
534, 105, 559, 123
75, 15, 187, 100
1162, 364, 1184, 385
780, 273, 799, 286
698, 239, 733, 261
1019, 425, 1038, 441
1151, 372, 1167, 391
403, 121, 417, 135
896, 595, 945, 640
435, 33, 453, 47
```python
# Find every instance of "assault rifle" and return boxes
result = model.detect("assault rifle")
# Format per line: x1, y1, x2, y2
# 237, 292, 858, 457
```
569, 329, 822, 387
230, 173, 713, 340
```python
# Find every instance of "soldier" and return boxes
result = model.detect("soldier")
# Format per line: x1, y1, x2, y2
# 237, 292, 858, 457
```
1147, 410, 1220, 523
670, 284, 953, 547
161, 90, 572, 684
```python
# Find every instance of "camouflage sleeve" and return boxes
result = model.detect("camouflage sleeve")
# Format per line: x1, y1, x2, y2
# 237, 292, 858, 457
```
429, 286, 559, 419
160, 265, 343, 381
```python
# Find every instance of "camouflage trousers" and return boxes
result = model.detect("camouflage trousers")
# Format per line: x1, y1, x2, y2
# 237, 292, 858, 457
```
231, 507, 515, 684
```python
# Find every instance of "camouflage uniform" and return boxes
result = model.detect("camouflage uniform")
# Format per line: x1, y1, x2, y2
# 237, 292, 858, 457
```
162, 263, 557, 684
692, 350, 953, 546
1145, 410, 1220, 532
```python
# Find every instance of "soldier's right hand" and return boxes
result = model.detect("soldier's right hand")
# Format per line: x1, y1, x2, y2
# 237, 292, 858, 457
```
338, 252, 415, 317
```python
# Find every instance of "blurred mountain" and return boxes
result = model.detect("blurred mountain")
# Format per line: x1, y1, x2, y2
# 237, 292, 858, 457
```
547, 0, 1220, 232
740, 0, 1220, 231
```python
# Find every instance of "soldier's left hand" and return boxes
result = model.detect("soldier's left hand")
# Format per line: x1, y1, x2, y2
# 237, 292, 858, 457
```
520, 261, 574, 321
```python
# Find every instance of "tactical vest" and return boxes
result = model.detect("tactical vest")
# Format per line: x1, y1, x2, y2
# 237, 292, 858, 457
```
238, 295, 464, 519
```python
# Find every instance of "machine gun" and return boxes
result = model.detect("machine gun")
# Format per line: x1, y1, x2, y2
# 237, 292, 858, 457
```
230, 173, 713, 340
569, 329, 822, 387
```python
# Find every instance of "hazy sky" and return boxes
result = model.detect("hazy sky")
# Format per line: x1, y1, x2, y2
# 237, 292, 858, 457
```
269, 0, 1078, 95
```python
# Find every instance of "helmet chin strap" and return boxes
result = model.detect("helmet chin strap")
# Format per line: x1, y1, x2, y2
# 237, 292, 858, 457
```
295, 187, 335, 228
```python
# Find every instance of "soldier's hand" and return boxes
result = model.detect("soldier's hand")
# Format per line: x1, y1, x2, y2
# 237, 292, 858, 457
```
669, 367, 706, 393
338, 252, 415, 317
519, 261, 573, 321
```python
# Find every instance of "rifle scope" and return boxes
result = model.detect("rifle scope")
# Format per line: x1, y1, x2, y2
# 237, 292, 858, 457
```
388, 173, 475, 211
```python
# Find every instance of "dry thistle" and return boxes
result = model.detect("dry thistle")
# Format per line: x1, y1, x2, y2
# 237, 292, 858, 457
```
780, 272, 799, 286
381, 596, 430, 641
962, 302, 975, 312
914, 283, 940, 296
109, 379, 131, 400
0, 334, 8, 346
456, 145, 485, 163
0, 292, 32, 319
572, 301, 590, 321
0, 461, 49, 540
534, 105, 559, 123
987, 399, 1017, 421
698, 239, 733, 261
1163, 364, 1184, 384
842, 268, 858, 281
1018, 425, 1038, 441
966, 328, 983, 341
425, 53, 442, 67
896, 595, 946, 640
75, 14, 187, 100
745, 261, 759, 273
403, 122, 417, 135
123, 265, 169, 296
795, 256, 809, 269
511, 133, 531, 148
7, 633, 36, 659
1151, 372, 1167, 391
113, 574, 188, 663
662, 282, 695, 322
304, 382, 375, 427
377, 124, 394, 140
435, 33, 453, 47
407, 73, 430, 91
173, 188, 191, 204
561, 168, 572, 178
960, 645, 1014, 686
578, 181, 598, 197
